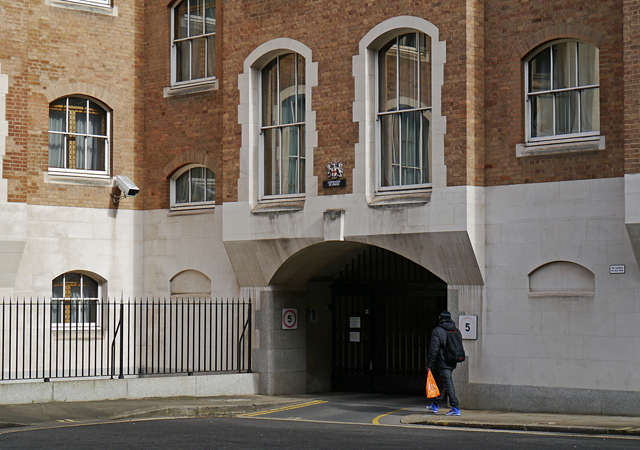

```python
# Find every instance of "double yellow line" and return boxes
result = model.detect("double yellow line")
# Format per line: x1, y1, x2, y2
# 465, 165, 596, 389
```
237, 400, 327, 418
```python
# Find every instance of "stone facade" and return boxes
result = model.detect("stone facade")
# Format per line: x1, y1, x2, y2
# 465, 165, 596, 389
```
1, 0, 640, 415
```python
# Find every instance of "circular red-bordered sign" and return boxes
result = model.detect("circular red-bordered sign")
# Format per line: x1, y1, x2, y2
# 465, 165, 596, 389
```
282, 309, 297, 329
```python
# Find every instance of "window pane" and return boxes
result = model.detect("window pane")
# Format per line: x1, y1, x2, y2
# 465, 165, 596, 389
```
175, 171, 189, 203
206, 35, 215, 78
299, 124, 305, 193
556, 90, 579, 135
581, 87, 600, 133
263, 128, 280, 195
282, 125, 299, 195
422, 110, 432, 184
175, 0, 188, 40
204, 0, 215, 34
553, 42, 576, 89
380, 114, 399, 187
48, 130, 65, 168
192, 37, 203, 80
83, 276, 99, 299
279, 54, 296, 125
176, 41, 190, 82
401, 111, 421, 185
379, 39, 398, 113
420, 33, 431, 108
398, 33, 419, 109
206, 169, 215, 202
529, 46, 551, 92
190, 167, 205, 202
297, 56, 305, 122
262, 59, 278, 127
190, 0, 203, 37
67, 273, 82, 299
578, 43, 599, 86
530, 93, 553, 137
51, 301, 63, 323
88, 102, 107, 136
52, 275, 64, 299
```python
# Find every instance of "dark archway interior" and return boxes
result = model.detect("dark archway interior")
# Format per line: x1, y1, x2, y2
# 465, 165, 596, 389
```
279, 243, 448, 395
329, 245, 447, 394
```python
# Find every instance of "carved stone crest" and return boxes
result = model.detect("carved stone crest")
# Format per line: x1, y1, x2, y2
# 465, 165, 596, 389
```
326, 160, 344, 180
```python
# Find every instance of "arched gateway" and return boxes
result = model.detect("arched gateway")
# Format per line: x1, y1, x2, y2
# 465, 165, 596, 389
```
268, 243, 447, 395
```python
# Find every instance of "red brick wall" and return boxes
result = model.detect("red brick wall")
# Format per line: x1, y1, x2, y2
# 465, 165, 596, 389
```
142, 1, 223, 210
213, 0, 473, 204
1, 0, 144, 209
483, 0, 623, 186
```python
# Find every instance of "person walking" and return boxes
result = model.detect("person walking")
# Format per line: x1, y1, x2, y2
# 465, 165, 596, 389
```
425, 311, 461, 416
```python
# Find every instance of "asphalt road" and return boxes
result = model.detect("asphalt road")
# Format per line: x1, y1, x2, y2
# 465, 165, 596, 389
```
0, 414, 638, 450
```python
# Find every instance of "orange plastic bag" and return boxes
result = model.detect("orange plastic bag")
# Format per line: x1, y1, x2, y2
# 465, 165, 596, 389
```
426, 369, 440, 398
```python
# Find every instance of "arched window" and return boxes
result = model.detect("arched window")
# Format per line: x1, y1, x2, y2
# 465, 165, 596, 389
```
378, 33, 431, 188
171, 0, 216, 86
51, 272, 101, 325
261, 53, 306, 197
525, 40, 599, 142
171, 165, 215, 209
48, 96, 110, 174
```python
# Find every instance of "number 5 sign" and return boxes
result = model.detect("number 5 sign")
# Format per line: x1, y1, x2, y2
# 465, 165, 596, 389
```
282, 309, 298, 330
459, 315, 477, 340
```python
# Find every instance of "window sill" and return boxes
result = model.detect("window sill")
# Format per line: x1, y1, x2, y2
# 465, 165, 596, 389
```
168, 206, 215, 217
164, 79, 219, 98
516, 136, 605, 157
51, 326, 104, 339
45, 171, 112, 187
46, 0, 118, 16
528, 290, 594, 298
369, 188, 431, 208
252, 198, 305, 214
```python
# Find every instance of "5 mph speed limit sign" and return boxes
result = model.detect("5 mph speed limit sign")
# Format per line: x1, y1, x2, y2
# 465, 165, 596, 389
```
282, 309, 298, 330
459, 315, 477, 340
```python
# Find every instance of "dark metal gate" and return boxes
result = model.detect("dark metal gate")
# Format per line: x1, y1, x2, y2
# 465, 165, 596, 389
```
331, 247, 446, 394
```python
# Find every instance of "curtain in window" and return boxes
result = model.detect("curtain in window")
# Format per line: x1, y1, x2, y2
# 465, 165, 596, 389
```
261, 53, 305, 196
48, 111, 65, 168
51, 273, 99, 325
528, 41, 599, 139
378, 33, 431, 187
176, 171, 190, 203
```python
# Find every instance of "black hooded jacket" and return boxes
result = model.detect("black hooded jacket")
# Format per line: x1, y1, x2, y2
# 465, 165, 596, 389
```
427, 319, 458, 370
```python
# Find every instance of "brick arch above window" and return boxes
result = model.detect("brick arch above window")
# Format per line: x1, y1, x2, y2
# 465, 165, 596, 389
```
514, 24, 607, 59
42, 82, 117, 109
163, 151, 218, 179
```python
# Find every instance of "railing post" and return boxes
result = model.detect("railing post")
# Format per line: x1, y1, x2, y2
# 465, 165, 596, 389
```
119, 299, 125, 379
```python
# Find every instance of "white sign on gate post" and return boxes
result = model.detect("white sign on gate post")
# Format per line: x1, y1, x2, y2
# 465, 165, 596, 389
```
459, 315, 477, 340
282, 308, 298, 330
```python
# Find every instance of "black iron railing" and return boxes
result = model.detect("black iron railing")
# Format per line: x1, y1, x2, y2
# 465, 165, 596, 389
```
0, 297, 252, 381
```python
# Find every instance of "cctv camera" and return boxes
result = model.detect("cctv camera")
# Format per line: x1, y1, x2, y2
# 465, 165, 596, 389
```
114, 175, 140, 197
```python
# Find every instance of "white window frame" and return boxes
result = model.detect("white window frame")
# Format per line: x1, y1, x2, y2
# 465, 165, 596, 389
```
61, 0, 111, 6
375, 32, 432, 192
170, 0, 217, 89
237, 39, 318, 212
51, 272, 102, 329
353, 17, 447, 205
524, 40, 600, 145
259, 53, 306, 200
170, 164, 216, 211
48, 96, 111, 178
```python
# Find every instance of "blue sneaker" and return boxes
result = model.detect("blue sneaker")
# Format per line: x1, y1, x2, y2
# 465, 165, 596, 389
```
426, 404, 438, 413
446, 407, 461, 416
